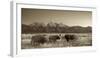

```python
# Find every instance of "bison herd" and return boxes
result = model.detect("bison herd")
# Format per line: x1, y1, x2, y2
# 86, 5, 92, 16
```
31, 34, 77, 46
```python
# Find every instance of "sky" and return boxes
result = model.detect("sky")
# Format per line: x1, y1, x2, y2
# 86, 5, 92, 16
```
21, 8, 92, 27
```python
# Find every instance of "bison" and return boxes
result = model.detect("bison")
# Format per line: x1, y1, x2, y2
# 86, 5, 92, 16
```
49, 35, 60, 43
64, 35, 76, 42
31, 35, 47, 46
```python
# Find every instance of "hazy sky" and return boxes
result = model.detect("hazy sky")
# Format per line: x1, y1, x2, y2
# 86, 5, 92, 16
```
21, 8, 92, 27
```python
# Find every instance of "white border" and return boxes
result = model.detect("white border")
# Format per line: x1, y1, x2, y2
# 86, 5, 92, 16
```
11, 1, 97, 57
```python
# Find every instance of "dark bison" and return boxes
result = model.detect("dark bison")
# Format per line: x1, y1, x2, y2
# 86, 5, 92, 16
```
49, 35, 60, 43
64, 35, 76, 42
31, 35, 47, 46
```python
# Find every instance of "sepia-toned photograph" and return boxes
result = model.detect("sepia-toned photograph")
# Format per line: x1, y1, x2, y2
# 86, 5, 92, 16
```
21, 8, 92, 49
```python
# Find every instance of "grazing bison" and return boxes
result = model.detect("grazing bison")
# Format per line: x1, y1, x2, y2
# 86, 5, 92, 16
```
64, 35, 76, 42
31, 35, 47, 46
49, 35, 60, 43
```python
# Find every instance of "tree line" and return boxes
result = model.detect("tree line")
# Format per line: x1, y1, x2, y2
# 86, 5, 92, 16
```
22, 22, 92, 34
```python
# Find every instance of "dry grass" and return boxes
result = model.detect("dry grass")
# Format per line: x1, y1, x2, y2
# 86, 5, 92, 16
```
21, 33, 92, 49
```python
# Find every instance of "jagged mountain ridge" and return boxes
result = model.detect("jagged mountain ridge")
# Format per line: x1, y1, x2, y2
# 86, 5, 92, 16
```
22, 22, 92, 33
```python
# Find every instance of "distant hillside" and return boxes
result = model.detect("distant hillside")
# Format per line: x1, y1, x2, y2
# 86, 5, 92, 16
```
22, 22, 92, 34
